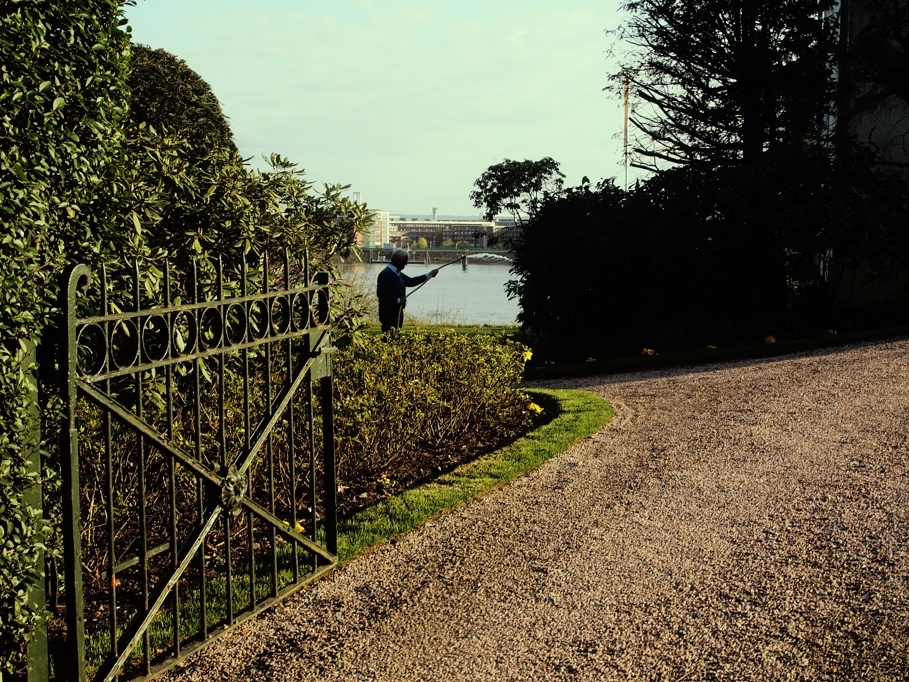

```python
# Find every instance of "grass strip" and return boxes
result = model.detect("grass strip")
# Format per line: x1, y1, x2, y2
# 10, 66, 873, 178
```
336, 388, 613, 564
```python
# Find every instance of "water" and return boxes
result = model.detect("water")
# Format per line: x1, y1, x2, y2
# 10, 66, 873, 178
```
341, 261, 520, 326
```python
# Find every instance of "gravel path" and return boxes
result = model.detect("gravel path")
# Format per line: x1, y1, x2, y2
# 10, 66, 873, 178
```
164, 339, 909, 681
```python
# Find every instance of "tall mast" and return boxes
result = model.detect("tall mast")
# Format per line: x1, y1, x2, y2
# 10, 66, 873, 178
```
623, 76, 630, 191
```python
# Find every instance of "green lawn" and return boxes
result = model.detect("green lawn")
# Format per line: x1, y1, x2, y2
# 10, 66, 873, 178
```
336, 388, 613, 564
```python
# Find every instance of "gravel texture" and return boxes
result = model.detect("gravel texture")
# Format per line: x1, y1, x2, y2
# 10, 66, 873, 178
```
164, 339, 909, 681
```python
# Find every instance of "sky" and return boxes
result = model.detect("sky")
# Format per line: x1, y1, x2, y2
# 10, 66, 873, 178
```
123, 0, 634, 217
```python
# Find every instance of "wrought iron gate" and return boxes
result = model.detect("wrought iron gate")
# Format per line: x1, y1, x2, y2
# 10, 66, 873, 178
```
56, 253, 337, 681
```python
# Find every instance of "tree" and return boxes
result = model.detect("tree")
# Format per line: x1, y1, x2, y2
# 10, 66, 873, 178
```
840, 0, 909, 168
123, 45, 371, 278
128, 44, 236, 155
469, 157, 565, 224
846, 0, 909, 110
611, 0, 839, 171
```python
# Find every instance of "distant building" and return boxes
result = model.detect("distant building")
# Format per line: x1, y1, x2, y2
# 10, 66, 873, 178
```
359, 209, 391, 249
492, 217, 522, 247
390, 215, 495, 248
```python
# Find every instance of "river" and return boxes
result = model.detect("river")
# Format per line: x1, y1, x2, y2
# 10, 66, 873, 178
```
340, 261, 520, 326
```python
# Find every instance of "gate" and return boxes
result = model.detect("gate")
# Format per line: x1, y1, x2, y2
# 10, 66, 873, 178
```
56, 253, 337, 681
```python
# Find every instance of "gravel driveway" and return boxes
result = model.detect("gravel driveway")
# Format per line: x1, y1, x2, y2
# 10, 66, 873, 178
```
164, 339, 909, 681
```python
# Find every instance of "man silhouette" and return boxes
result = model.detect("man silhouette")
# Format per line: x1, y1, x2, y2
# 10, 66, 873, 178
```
376, 248, 438, 332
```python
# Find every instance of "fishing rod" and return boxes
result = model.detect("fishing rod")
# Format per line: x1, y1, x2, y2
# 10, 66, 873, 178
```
404, 252, 514, 300
403, 255, 466, 300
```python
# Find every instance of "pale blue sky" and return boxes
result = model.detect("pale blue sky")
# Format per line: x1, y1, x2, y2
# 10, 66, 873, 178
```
124, 1, 631, 216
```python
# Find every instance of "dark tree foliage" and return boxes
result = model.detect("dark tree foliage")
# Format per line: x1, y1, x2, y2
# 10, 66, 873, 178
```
841, 0, 909, 167
511, 150, 909, 361
846, 0, 909, 111
128, 44, 237, 155
470, 157, 565, 223
510, 174, 770, 359
612, 0, 839, 170
508, 180, 637, 357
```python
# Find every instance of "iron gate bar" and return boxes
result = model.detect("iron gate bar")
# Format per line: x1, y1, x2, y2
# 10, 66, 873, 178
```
93, 503, 225, 682
76, 341, 334, 535
61, 264, 90, 682
287, 261, 301, 582
75, 323, 331, 494
241, 256, 256, 614
60, 253, 338, 681
76, 319, 331, 384
133, 261, 153, 675
217, 260, 234, 630
313, 270, 338, 558
100, 266, 119, 662
264, 274, 278, 595
112, 542, 171, 575
163, 262, 181, 660
75, 284, 323, 323
190, 261, 208, 646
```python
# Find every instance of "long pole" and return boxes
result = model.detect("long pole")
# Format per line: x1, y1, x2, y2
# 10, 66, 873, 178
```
404, 255, 465, 300
623, 76, 630, 191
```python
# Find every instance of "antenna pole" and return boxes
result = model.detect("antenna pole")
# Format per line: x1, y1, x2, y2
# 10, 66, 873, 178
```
623, 76, 630, 192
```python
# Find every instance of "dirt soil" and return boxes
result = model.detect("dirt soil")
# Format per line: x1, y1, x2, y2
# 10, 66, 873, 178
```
163, 338, 909, 681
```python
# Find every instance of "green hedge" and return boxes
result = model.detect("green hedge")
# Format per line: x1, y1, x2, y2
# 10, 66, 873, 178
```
0, 1, 131, 672
333, 329, 533, 481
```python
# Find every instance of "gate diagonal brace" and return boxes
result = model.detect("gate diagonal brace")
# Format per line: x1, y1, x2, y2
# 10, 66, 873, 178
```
76, 350, 337, 559
240, 496, 335, 563
76, 338, 328, 499
93, 504, 224, 682
77, 381, 222, 490
232, 331, 331, 480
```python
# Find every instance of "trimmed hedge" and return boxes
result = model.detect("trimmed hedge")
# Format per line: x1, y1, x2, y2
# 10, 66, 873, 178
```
0, 1, 131, 672
333, 329, 533, 481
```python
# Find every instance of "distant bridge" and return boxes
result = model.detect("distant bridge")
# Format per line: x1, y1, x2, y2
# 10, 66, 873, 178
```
361, 247, 513, 266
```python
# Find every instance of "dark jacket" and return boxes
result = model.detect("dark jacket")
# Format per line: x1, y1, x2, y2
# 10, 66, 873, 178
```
377, 264, 430, 330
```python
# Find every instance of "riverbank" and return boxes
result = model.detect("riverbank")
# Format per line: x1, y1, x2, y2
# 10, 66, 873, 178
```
341, 261, 519, 326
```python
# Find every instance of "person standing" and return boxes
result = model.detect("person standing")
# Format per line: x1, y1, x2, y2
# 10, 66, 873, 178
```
377, 248, 438, 332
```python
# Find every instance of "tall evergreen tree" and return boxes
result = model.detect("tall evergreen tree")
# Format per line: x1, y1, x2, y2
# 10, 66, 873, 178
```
612, 0, 839, 171
129, 44, 237, 155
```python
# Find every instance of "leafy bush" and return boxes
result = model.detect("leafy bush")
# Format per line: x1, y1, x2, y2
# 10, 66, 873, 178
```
511, 150, 909, 361
0, 5, 372, 672
333, 330, 533, 482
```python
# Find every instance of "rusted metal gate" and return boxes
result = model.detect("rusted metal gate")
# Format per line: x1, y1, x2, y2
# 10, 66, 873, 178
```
56, 253, 337, 681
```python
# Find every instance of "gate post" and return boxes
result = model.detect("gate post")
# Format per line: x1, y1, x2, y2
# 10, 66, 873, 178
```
314, 272, 337, 556
320, 372, 338, 556
21, 339, 48, 682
